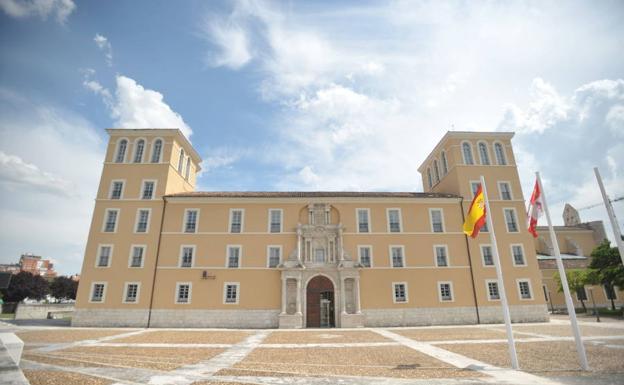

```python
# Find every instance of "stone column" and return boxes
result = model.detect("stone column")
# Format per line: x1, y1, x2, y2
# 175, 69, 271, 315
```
296, 278, 302, 314
296, 225, 302, 264
338, 225, 345, 261
281, 277, 287, 314
355, 276, 361, 314
340, 278, 347, 314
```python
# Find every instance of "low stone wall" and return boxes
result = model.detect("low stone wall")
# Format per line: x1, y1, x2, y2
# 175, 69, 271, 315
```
15, 303, 74, 320
149, 309, 280, 328
478, 304, 549, 323
363, 306, 479, 327
72, 308, 149, 327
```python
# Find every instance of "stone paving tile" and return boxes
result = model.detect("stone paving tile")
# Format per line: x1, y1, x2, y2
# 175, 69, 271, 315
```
16, 329, 135, 343
23, 369, 113, 385
394, 327, 514, 341
192, 381, 262, 385
109, 330, 251, 344
230, 346, 483, 379
263, 330, 390, 344
492, 325, 624, 338
440, 340, 624, 376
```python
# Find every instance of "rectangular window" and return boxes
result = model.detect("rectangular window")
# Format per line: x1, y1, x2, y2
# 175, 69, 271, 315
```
487, 281, 500, 300
135, 209, 150, 233
481, 245, 494, 266
268, 246, 281, 268
227, 246, 241, 268
97, 246, 111, 267
511, 245, 525, 266
103, 209, 119, 232
124, 283, 139, 303
224, 283, 240, 304
359, 246, 372, 267
230, 209, 243, 233
91, 283, 105, 302
504, 208, 519, 232
180, 246, 194, 267
435, 245, 448, 267
518, 280, 532, 299
387, 209, 401, 232
357, 209, 370, 233
110, 181, 124, 199
393, 283, 407, 303
142, 181, 155, 200
269, 209, 282, 233
430, 209, 444, 233
439, 282, 453, 301
576, 287, 588, 301
130, 246, 144, 268
391, 246, 404, 268
176, 283, 191, 304
499, 182, 512, 200
604, 285, 617, 300
184, 210, 198, 233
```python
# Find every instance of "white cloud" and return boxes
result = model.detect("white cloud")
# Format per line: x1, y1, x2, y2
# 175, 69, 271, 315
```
201, 147, 242, 173
0, 0, 75, 24
203, 18, 252, 69
0, 151, 73, 196
93, 34, 113, 66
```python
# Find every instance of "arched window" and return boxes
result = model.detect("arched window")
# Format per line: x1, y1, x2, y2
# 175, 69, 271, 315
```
441, 151, 448, 175
478, 142, 490, 165
433, 159, 440, 183
494, 142, 507, 165
133, 139, 145, 163
178, 149, 185, 173
151, 139, 162, 163
427, 168, 433, 189
115, 139, 127, 163
462, 142, 474, 165
185, 157, 191, 180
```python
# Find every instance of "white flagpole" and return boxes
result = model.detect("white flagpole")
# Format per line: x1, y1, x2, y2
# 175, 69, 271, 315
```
480, 175, 519, 370
594, 167, 624, 265
536, 172, 589, 370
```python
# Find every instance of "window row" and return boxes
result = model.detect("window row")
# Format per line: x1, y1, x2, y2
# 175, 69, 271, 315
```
182, 208, 284, 233
470, 181, 513, 201
114, 138, 163, 164
102, 208, 152, 233
89, 281, 240, 304
108, 180, 156, 200
355, 208, 445, 233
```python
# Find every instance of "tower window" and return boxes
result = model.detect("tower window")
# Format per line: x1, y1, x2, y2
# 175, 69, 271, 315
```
441, 151, 448, 175
151, 139, 162, 163
462, 142, 474, 165
110, 181, 124, 199
478, 142, 490, 165
178, 149, 185, 173
115, 139, 127, 163
133, 139, 145, 163
494, 142, 507, 165
185, 157, 191, 180
433, 160, 440, 183
142, 181, 155, 200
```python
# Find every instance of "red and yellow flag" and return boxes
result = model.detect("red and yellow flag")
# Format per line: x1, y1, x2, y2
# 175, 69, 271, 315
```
463, 184, 487, 238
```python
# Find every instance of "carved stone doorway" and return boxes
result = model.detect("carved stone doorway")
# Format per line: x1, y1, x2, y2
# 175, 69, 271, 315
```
306, 275, 335, 328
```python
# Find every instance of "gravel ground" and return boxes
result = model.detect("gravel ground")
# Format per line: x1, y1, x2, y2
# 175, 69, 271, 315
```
232, 346, 482, 379
192, 381, 266, 385
263, 330, 390, 344
492, 325, 624, 337
16, 329, 135, 343
394, 327, 511, 341
109, 330, 250, 344
441, 340, 624, 376
23, 369, 113, 385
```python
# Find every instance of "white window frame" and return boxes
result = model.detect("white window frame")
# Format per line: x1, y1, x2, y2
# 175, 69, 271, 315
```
122, 282, 141, 304
498, 181, 513, 200
179, 245, 196, 268
133, 138, 147, 163
433, 244, 449, 267
109, 179, 125, 200
493, 141, 507, 165
358, 245, 373, 267
267, 209, 283, 233
386, 208, 403, 233
175, 282, 192, 304
178, 148, 185, 174
461, 141, 474, 165
389, 245, 405, 268
266, 245, 282, 268
440, 150, 448, 175
134, 208, 152, 234
516, 279, 533, 300
438, 281, 454, 302
226, 245, 242, 268
182, 208, 200, 233
95, 244, 113, 268
150, 137, 164, 163
432, 158, 440, 183
356, 208, 371, 233
128, 244, 147, 268
480, 244, 494, 267
576, 286, 588, 301
102, 208, 120, 233
392, 282, 409, 303
603, 285, 619, 300
510, 243, 527, 266
185, 157, 191, 181
89, 282, 107, 303
503, 208, 520, 233
429, 208, 445, 233
223, 282, 241, 304
114, 138, 129, 163
477, 141, 491, 165
140, 179, 158, 200
486, 279, 501, 301
229, 208, 245, 233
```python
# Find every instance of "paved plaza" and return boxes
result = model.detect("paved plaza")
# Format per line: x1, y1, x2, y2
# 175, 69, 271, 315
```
2, 316, 623, 385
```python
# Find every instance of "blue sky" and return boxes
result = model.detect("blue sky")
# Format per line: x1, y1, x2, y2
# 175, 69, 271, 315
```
0, 0, 623, 275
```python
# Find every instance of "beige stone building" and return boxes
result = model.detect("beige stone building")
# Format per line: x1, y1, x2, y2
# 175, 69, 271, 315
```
73, 129, 549, 328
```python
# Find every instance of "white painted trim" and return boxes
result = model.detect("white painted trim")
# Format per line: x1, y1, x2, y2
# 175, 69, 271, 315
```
356, 208, 371, 233
174, 282, 192, 304
95, 244, 113, 268
510, 243, 527, 267
102, 208, 120, 233
433, 244, 450, 267
480, 244, 494, 267
266, 245, 282, 268
223, 282, 240, 304
516, 278, 533, 300
229, 208, 245, 233
122, 282, 141, 304
437, 281, 454, 302
429, 207, 445, 233
503, 207, 520, 233
386, 208, 403, 233
392, 281, 409, 303
179, 244, 196, 268
267, 208, 283, 233
89, 281, 107, 303
389, 245, 405, 268
133, 208, 152, 234
108, 179, 126, 200
485, 279, 501, 301
357, 245, 373, 267
140, 179, 158, 200
182, 208, 200, 233
497, 181, 513, 201
226, 244, 242, 268
128, 244, 147, 268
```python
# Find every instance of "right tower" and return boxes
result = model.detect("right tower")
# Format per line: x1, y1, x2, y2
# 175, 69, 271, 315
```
418, 131, 548, 322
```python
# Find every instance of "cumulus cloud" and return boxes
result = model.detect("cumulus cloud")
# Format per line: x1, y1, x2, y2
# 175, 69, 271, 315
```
93, 34, 113, 66
0, 151, 73, 196
203, 18, 252, 69
0, 0, 75, 24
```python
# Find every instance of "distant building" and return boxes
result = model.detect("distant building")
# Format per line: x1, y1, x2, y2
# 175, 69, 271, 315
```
0, 254, 57, 279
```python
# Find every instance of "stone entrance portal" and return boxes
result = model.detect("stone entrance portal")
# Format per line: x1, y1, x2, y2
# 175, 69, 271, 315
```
306, 275, 335, 328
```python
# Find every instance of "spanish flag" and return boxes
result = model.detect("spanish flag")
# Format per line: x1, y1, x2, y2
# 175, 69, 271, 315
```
463, 184, 487, 238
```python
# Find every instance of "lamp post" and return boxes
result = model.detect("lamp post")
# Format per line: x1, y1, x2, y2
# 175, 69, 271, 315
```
588, 288, 600, 323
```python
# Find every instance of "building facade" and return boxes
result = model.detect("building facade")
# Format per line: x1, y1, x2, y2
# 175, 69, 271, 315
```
73, 129, 548, 328
0, 254, 57, 278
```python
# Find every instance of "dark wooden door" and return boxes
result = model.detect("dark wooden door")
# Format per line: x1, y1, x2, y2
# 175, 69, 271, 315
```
306, 276, 335, 328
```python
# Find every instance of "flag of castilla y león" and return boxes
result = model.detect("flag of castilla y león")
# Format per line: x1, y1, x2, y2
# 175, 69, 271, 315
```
463, 184, 487, 238
527, 179, 544, 238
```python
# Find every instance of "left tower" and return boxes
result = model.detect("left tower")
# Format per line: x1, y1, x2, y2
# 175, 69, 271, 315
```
73, 129, 201, 326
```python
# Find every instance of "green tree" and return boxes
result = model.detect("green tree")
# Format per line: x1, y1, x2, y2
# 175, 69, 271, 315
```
588, 240, 624, 310
49, 276, 78, 301
0, 272, 49, 303
554, 269, 590, 312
